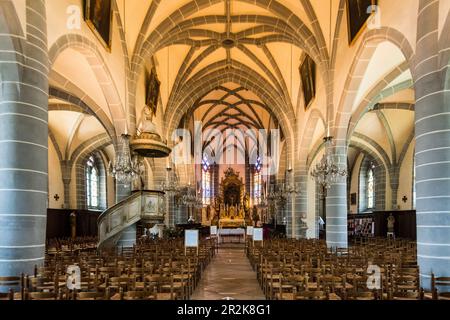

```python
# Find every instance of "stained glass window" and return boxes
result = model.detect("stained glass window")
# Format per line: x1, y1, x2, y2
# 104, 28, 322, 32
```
202, 156, 211, 205
86, 155, 99, 208
253, 157, 262, 205
367, 166, 374, 209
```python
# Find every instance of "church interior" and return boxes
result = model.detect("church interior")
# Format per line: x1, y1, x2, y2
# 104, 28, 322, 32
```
0, 0, 449, 301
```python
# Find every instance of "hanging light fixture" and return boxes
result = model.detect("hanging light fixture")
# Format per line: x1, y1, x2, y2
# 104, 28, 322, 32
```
160, 167, 181, 193
310, 0, 347, 195
310, 136, 347, 195
109, 134, 144, 184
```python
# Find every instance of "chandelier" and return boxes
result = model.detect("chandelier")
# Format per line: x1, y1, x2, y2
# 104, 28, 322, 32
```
285, 168, 301, 195
310, 136, 347, 194
160, 167, 181, 193
109, 134, 143, 184
180, 184, 203, 208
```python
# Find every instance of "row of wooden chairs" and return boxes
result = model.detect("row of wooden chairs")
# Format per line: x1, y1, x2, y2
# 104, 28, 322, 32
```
0, 237, 216, 300
246, 238, 449, 300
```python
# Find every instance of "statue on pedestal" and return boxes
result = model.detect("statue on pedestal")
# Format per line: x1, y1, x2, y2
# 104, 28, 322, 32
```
138, 105, 159, 137
387, 213, 395, 236
229, 205, 236, 219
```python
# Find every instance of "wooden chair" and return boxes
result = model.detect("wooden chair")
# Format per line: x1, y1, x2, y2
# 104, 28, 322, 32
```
27, 291, 58, 300
122, 290, 155, 300
76, 291, 109, 300
0, 289, 14, 301
295, 290, 327, 300
0, 276, 21, 294
431, 274, 450, 300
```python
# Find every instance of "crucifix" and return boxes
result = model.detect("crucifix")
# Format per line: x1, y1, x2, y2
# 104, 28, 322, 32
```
54, 194, 60, 201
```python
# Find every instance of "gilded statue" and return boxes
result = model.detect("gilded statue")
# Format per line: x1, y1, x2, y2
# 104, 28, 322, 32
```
238, 206, 245, 219
229, 205, 236, 219
220, 204, 226, 219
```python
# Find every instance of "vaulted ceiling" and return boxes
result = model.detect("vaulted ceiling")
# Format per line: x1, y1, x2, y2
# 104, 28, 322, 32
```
124, 0, 338, 155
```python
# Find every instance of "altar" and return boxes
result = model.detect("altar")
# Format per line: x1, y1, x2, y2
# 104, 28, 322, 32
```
219, 218, 246, 228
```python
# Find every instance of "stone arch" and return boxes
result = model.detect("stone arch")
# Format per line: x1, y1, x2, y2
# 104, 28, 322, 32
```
72, 134, 112, 209
165, 69, 295, 165
298, 109, 326, 172
136, 0, 319, 70
48, 34, 127, 134
169, 59, 293, 119
49, 86, 117, 144
346, 61, 411, 142
334, 27, 415, 145
75, 151, 107, 210
128, 0, 324, 128
354, 150, 386, 212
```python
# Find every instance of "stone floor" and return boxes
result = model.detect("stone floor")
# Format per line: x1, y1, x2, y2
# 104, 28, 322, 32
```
191, 245, 266, 300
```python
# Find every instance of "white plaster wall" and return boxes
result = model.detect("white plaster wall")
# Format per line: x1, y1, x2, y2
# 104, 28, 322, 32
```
48, 138, 64, 209
398, 141, 415, 210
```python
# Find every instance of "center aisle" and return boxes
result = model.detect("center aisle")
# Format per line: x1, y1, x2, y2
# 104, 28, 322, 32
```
192, 245, 265, 300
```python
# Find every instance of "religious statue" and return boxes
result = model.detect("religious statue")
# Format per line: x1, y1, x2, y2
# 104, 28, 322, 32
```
138, 104, 158, 136
229, 205, 236, 219
387, 213, 395, 233
70, 212, 77, 239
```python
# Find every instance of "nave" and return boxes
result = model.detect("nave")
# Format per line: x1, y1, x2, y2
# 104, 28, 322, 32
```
1, 0, 450, 305
2, 236, 449, 300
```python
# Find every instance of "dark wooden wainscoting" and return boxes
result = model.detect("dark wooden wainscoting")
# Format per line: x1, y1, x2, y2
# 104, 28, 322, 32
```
348, 210, 416, 240
46, 209, 101, 239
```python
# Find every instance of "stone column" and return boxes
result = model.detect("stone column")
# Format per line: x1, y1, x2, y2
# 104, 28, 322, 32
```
0, 0, 49, 279
60, 160, 72, 209
415, 0, 450, 291
116, 181, 135, 248
293, 171, 308, 239
325, 149, 348, 249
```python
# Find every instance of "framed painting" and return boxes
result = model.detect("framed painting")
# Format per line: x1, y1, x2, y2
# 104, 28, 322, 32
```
346, 0, 378, 45
300, 55, 316, 110
145, 68, 161, 117
144, 196, 158, 214
84, 0, 113, 50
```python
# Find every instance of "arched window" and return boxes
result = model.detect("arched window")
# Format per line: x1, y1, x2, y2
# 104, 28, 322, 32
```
253, 156, 262, 205
86, 155, 99, 209
202, 156, 211, 205
367, 165, 375, 209
358, 158, 376, 213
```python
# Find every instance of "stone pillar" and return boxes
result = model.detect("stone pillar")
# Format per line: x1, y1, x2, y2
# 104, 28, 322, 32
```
61, 160, 72, 209
0, 0, 49, 279
415, 0, 450, 291
293, 171, 308, 239
325, 149, 348, 249
116, 181, 135, 248
167, 194, 175, 228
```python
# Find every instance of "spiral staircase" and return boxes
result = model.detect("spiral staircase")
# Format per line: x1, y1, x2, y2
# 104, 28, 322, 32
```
97, 190, 166, 251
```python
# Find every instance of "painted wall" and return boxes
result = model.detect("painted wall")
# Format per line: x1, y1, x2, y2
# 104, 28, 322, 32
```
397, 141, 415, 210
48, 138, 64, 209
